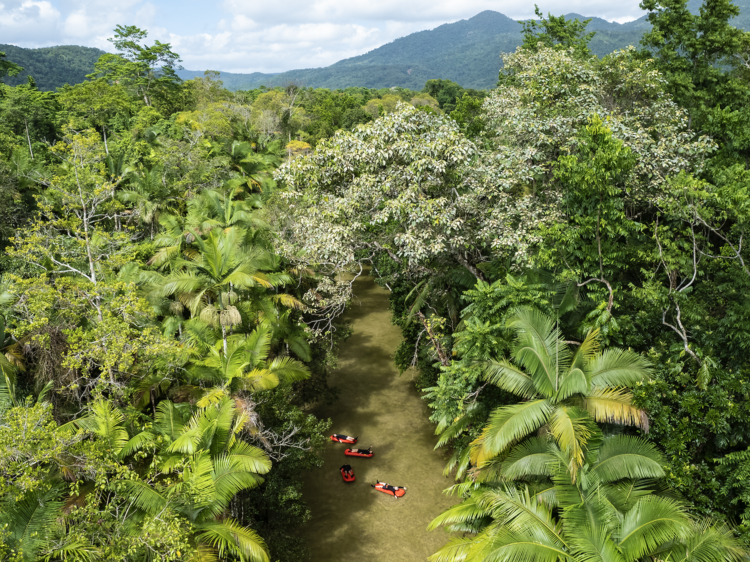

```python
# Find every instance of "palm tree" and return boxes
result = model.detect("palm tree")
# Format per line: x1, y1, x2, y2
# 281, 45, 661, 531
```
0, 484, 100, 561
119, 166, 180, 240
226, 140, 282, 196
470, 307, 651, 478
154, 227, 291, 354
186, 326, 310, 407
86, 398, 273, 562
429, 436, 747, 562
261, 308, 311, 362
186, 189, 266, 235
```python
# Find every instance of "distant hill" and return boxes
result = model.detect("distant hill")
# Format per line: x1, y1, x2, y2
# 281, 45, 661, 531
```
0, 44, 106, 91
188, 0, 748, 91
175, 69, 280, 90
178, 11, 646, 91
4, 0, 750, 92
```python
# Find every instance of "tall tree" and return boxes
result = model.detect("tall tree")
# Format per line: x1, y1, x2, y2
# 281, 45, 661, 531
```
89, 25, 182, 107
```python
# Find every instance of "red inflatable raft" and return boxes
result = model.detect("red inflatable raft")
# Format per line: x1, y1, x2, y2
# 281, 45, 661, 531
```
330, 434, 358, 444
340, 465, 355, 483
372, 480, 406, 498
345, 447, 373, 458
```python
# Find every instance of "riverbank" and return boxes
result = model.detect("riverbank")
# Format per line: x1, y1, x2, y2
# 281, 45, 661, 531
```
300, 273, 456, 561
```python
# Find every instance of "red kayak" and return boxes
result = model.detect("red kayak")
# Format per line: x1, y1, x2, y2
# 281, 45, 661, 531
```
340, 465, 355, 483
345, 447, 373, 458
372, 480, 406, 497
330, 434, 358, 444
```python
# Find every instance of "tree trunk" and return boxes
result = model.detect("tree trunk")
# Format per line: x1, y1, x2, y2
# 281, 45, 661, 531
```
103, 126, 109, 155
24, 119, 33, 160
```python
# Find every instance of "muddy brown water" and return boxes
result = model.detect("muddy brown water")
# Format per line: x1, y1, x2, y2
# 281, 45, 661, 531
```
300, 274, 456, 561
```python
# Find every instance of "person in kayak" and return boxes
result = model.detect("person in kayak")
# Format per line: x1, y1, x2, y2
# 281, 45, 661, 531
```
349, 446, 372, 455
341, 464, 353, 476
331, 434, 357, 443
372, 480, 407, 497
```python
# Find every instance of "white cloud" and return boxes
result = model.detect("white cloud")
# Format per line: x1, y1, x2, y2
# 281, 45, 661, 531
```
2, 0, 648, 72
0, 0, 62, 44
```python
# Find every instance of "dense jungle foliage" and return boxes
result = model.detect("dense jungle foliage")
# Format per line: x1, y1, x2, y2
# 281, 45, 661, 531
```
3, 0, 750, 560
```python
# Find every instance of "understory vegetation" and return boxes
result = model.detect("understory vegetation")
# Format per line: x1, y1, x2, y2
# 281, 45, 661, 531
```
3, 0, 750, 560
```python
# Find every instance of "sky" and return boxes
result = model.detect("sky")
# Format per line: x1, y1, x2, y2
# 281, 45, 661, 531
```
0, 0, 648, 74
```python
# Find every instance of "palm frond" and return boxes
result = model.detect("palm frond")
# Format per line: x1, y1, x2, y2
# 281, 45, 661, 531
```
76, 400, 129, 454
618, 496, 690, 561
481, 359, 539, 400
582, 387, 649, 431
271, 293, 304, 310
471, 400, 553, 466
427, 536, 473, 562
204, 463, 262, 518
509, 307, 569, 398
194, 519, 270, 562
428, 492, 490, 531
119, 431, 155, 459
227, 442, 272, 474
7, 486, 64, 558
548, 406, 592, 478
588, 348, 651, 387
500, 437, 558, 481
663, 519, 748, 562
41, 540, 100, 561
435, 402, 486, 449
154, 400, 189, 440
266, 356, 311, 385
243, 326, 272, 367
591, 436, 665, 483
117, 480, 168, 516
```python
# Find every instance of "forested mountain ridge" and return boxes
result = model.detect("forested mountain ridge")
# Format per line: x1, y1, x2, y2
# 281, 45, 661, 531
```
5, 0, 750, 91
181, 0, 749, 89
0, 44, 105, 91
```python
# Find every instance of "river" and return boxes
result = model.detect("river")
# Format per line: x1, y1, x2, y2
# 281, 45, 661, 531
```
300, 273, 456, 561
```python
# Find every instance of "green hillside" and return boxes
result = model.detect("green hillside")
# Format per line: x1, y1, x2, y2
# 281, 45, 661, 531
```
0, 44, 106, 91
209, 0, 749, 90
4, 0, 750, 92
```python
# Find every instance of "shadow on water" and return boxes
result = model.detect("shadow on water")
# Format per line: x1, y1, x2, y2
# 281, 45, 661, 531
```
300, 274, 457, 561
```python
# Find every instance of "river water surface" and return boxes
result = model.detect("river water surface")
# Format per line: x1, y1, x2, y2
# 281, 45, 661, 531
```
300, 273, 456, 561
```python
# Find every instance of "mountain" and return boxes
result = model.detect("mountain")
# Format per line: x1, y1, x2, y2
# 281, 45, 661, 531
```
188, 0, 747, 91
4, 0, 750, 92
0, 44, 106, 91
175, 69, 280, 90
